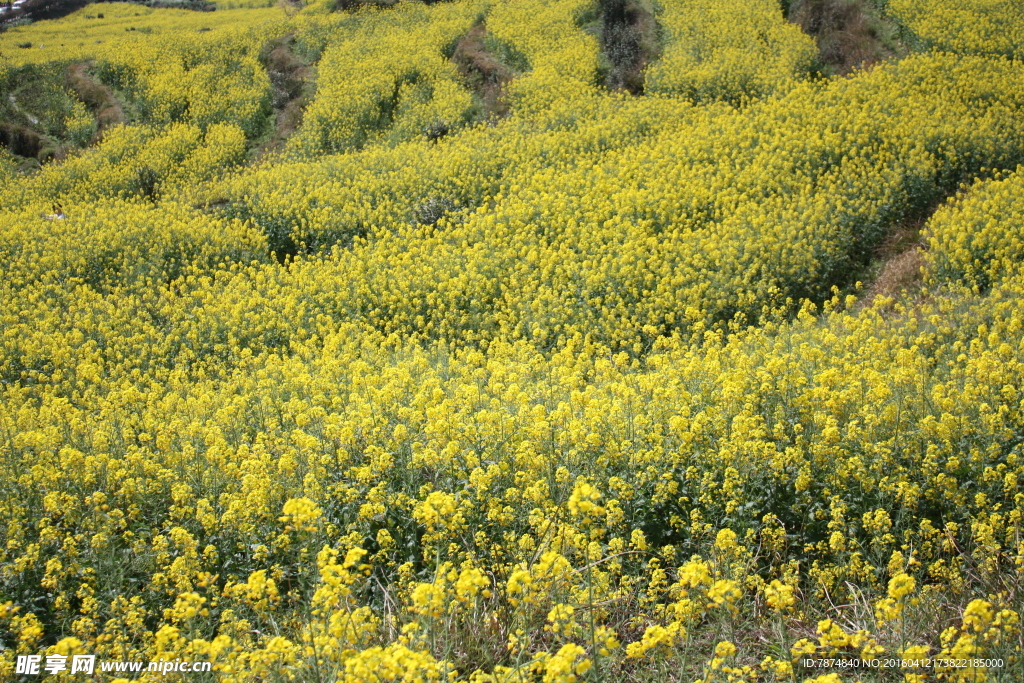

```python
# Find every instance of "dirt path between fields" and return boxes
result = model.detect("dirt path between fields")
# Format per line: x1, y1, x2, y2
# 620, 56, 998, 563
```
599, 0, 660, 94
255, 34, 314, 160
787, 0, 909, 75
2, 93, 61, 162
66, 62, 126, 143
449, 21, 515, 121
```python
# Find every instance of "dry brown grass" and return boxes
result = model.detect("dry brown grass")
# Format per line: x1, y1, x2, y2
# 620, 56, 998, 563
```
858, 223, 927, 309
790, 0, 903, 75
65, 62, 126, 143
449, 21, 515, 120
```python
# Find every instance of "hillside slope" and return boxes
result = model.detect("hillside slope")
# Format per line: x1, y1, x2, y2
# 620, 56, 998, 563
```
1, 1, 1023, 681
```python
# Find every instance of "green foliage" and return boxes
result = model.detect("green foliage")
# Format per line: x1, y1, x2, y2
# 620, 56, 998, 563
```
0, 63, 94, 146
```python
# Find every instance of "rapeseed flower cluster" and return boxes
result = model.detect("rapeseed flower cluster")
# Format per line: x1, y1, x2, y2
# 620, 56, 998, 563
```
486, 0, 600, 112
0, 4, 284, 67
290, 0, 483, 156
646, 0, 817, 102
890, 0, 1024, 61
1, 0, 1024, 680
925, 167, 1024, 291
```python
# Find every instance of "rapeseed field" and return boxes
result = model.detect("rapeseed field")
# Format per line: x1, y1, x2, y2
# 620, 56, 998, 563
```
0, 0, 1022, 680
